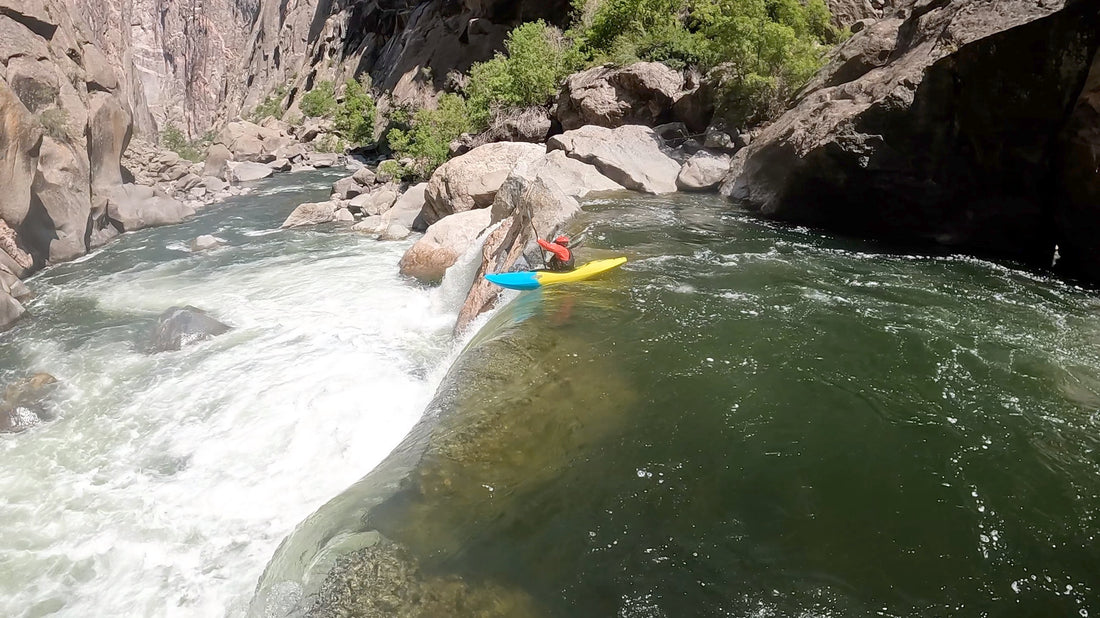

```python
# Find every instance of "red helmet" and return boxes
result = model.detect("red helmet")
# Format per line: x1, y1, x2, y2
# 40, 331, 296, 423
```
553, 235, 570, 245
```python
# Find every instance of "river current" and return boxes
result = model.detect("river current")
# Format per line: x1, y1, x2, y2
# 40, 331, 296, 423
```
1, 175, 1098, 617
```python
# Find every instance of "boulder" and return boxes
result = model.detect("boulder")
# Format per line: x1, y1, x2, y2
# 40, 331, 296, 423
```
399, 209, 493, 283
306, 152, 339, 168
676, 150, 731, 192
281, 201, 342, 228
334, 208, 355, 222
379, 223, 411, 241
422, 142, 544, 226
217, 120, 290, 163
149, 306, 231, 353
352, 167, 376, 185
0, 16, 50, 67
548, 125, 681, 194
0, 373, 58, 432
190, 235, 225, 252
203, 176, 228, 192
268, 159, 291, 172
382, 182, 428, 230
203, 143, 232, 179
228, 161, 274, 183
555, 62, 685, 131
105, 184, 195, 232
352, 215, 384, 234
332, 176, 365, 200
721, 0, 1100, 268
350, 184, 400, 216
290, 164, 316, 173
175, 173, 202, 192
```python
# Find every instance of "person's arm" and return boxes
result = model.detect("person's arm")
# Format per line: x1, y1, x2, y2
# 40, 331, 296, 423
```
537, 238, 570, 261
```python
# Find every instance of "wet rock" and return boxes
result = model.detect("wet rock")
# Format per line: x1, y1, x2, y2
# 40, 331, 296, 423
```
0, 288, 25, 331
281, 201, 342, 228
0, 373, 58, 433
422, 142, 545, 227
227, 161, 273, 183
309, 539, 541, 618
548, 124, 681, 194
189, 235, 225, 252
334, 207, 355, 222
0, 263, 30, 302
105, 184, 195, 232
379, 223, 411, 241
676, 150, 731, 192
149, 306, 231, 353
555, 62, 685, 131
399, 209, 492, 283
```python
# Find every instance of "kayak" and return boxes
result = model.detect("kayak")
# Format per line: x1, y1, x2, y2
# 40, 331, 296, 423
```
485, 257, 628, 291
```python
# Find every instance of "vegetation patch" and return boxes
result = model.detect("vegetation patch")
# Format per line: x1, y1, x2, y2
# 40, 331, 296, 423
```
160, 123, 212, 162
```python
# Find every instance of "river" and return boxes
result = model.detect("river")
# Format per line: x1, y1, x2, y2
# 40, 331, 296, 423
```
1, 177, 1098, 617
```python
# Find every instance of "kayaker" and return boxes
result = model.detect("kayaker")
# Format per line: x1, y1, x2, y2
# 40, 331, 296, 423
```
537, 235, 575, 272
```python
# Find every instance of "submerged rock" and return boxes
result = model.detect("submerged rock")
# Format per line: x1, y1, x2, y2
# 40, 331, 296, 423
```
189, 235, 225, 252
0, 373, 59, 433
310, 539, 542, 618
149, 306, 231, 353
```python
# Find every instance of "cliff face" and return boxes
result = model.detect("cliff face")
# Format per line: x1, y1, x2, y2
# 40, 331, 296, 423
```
721, 0, 1100, 274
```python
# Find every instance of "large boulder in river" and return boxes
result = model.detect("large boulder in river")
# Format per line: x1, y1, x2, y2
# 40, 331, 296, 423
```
30, 136, 93, 262
149, 306, 231, 353
489, 151, 620, 222
105, 184, 195, 232
228, 161, 274, 183
422, 142, 545, 226
548, 125, 681, 194
350, 184, 400, 216
203, 143, 232, 179
399, 209, 492, 283
554, 62, 685, 131
721, 0, 1100, 269
383, 182, 428, 230
281, 201, 345, 228
676, 150, 731, 192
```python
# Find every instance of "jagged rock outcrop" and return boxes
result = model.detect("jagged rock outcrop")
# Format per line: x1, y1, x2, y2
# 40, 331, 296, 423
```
721, 0, 1100, 270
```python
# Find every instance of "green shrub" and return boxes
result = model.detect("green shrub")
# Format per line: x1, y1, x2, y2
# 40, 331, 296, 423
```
466, 21, 582, 128
251, 85, 287, 122
386, 93, 472, 177
160, 122, 206, 162
313, 134, 347, 153
377, 159, 411, 182
300, 81, 337, 118
39, 108, 68, 139
570, 0, 838, 127
334, 76, 376, 145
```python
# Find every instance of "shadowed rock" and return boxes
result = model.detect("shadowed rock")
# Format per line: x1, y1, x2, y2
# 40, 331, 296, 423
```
149, 306, 231, 353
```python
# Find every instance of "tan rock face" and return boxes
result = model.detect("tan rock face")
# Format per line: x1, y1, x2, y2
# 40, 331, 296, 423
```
0, 76, 41, 239
399, 208, 493, 283
423, 142, 545, 226
548, 124, 682, 194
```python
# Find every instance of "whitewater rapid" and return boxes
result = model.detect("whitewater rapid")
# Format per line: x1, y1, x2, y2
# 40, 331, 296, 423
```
0, 172, 483, 617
